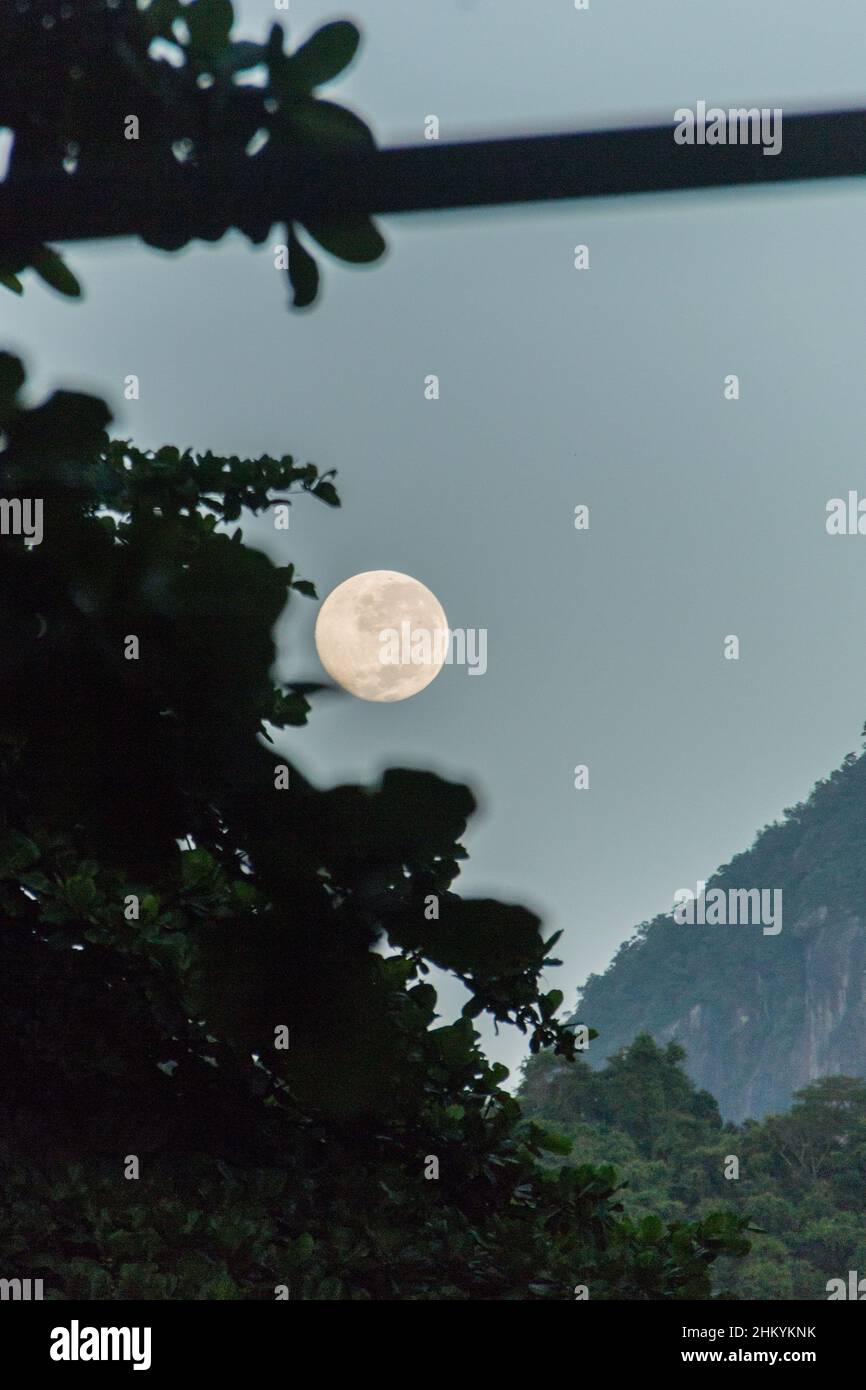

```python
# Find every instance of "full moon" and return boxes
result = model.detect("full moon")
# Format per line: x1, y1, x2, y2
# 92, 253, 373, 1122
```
314, 570, 449, 702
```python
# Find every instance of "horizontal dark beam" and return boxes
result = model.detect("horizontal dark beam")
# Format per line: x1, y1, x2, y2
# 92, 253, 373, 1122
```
373, 107, 866, 212
2, 107, 865, 246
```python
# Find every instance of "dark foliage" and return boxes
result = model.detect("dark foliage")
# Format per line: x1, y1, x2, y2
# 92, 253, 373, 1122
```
0, 2, 749, 1300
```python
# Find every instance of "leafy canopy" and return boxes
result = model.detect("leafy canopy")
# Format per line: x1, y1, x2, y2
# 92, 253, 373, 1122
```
0, 3, 750, 1300
0, 0, 385, 306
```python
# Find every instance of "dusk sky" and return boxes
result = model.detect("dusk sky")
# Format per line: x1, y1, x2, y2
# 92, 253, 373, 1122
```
7, 0, 866, 1078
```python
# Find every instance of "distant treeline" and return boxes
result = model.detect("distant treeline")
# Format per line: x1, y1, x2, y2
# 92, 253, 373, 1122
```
521, 1034, 866, 1299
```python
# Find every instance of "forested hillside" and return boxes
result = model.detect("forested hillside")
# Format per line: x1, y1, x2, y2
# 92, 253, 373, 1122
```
575, 744, 866, 1119
521, 1035, 866, 1300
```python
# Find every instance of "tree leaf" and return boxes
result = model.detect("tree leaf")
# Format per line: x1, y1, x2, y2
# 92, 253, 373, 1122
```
0, 831, 40, 876
0, 353, 25, 408
31, 247, 81, 298
184, 0, 234, 55
311, 480, 340, 506
288, 21, 360, 89
302, 217, 385, 266
286, 98, 375, 148
532, 1126, 572, 1156
287, 226, 319, 308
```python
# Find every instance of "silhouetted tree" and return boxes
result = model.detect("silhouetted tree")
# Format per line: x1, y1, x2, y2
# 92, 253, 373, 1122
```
0, 1, 750, 1299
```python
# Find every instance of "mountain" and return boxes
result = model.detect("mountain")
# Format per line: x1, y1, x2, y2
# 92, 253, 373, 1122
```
574, 739, 866, 1121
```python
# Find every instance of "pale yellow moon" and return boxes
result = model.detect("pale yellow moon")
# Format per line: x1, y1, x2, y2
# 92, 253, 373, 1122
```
314, 570, 449, 702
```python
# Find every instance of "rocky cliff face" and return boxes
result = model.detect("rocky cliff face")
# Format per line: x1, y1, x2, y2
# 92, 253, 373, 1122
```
575, 746, 866, 1121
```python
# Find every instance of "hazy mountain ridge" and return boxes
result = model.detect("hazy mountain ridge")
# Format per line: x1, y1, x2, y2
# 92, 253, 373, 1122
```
577, 740, 866, 1120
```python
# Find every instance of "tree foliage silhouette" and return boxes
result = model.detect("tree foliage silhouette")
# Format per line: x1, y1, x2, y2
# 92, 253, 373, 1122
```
0, 1, 748, 1299
0, 0, 384, 306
